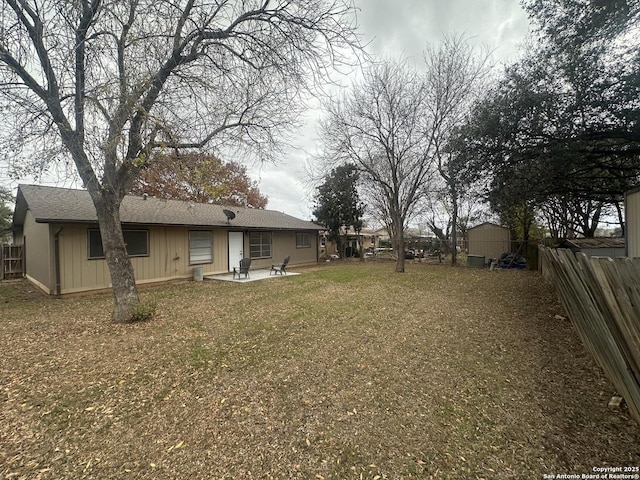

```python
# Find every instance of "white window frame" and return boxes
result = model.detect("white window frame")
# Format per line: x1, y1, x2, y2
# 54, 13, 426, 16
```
189, 230, 213, 265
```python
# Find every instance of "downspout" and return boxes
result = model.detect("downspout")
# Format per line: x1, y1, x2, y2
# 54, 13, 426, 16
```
54, 227, 63, 296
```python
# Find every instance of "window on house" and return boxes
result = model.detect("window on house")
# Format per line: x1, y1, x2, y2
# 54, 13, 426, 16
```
370, 236, 376, 245
249, 232, 272, 259
88, 229, 149, 259
296, 232, 311, 248
189, 231, 213, 264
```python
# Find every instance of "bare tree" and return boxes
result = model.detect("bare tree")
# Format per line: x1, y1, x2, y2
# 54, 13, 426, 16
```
319, 58, 437, 272
420, 177, 488, 259
318, 36, 491, 273
424, 34, 493, 265
0, 0, 359, 321
538, 195, 616, 238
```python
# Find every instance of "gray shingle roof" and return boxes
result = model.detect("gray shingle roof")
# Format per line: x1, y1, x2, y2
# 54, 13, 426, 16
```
560, 237, 625, 250
14, 184, 322, 231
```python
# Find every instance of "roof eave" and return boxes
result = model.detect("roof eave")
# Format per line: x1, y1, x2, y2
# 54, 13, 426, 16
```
31, 218, 323, 231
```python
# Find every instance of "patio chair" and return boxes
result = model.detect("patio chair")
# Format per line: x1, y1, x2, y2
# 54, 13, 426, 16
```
232, 257, 251, 279
270, 255, 290, 275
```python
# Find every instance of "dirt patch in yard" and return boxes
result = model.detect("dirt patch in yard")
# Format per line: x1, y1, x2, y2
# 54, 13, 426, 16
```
1, 264, 638, 479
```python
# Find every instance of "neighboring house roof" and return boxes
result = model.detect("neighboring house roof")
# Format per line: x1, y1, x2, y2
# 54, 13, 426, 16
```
13, 184, 323, 231
559, 237, 625, 250
345, 226, 380, 236
318, 227, 381, 236
358, 227, 379, 236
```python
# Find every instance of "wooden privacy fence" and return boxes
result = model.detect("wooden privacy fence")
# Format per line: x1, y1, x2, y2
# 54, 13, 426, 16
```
540, 246, 640, 423
1, 244, 23, 280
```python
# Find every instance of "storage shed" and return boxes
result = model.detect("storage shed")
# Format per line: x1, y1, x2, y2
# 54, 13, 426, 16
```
626, 186, 640, 258
558, 238, 626, 258
467, 222, 511, 263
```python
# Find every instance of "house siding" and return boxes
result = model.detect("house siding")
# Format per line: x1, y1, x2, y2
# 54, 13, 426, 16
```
22, 211, 54, 293
627, 188, 640, 258
13, 185, 323, 295
467, 223, 511, 261
248, 230, 318, 269
57, 225, 228, 294
51, 225, 318, 294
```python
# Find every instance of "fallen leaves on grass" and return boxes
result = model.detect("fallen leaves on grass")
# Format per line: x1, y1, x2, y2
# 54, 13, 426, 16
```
0, 264, 638, 479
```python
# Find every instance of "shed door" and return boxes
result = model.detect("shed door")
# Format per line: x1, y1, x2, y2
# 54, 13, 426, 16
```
228, 232, 244, 272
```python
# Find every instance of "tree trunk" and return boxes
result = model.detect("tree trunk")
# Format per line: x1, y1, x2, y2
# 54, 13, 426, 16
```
394, 217, 405, 273
336, 236, 344, 258
450, 186, 458, 266
395, 235, 405, 272
584, 204, 602, 237
93, 194, 140, 322
616, 201, 625, 237
355, 231, 364, 261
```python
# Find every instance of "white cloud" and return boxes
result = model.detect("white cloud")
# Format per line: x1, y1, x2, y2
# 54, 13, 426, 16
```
1, 2, 532, 219
250, 160, 314, 220
256, 0, 532, 218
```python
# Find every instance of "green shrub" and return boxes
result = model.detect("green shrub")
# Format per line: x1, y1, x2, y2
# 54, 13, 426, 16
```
129, 299, 157, 322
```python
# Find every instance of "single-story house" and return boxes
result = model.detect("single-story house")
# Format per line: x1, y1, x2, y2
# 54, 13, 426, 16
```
557, 237, 626, 258
12, 184, 323, 295
467, 222, 511, 262
318, 227, 381, 258
626, 186, 640, 258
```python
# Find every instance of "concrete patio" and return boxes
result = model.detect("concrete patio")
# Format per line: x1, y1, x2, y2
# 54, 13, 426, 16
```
205, 268, 300, 283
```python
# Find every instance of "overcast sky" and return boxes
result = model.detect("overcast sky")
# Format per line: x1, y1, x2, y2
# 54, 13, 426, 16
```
252, 0, 532, 220
1, 1, 532, 217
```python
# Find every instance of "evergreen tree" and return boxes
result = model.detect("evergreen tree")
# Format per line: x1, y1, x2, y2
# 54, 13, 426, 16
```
0, 188, 13, 241
313, 164, 364, 258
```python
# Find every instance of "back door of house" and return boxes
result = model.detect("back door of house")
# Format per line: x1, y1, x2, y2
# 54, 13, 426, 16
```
228, 231, 244, 272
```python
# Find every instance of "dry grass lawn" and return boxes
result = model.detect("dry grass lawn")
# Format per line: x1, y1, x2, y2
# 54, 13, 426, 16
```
1, 262, 638, 479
